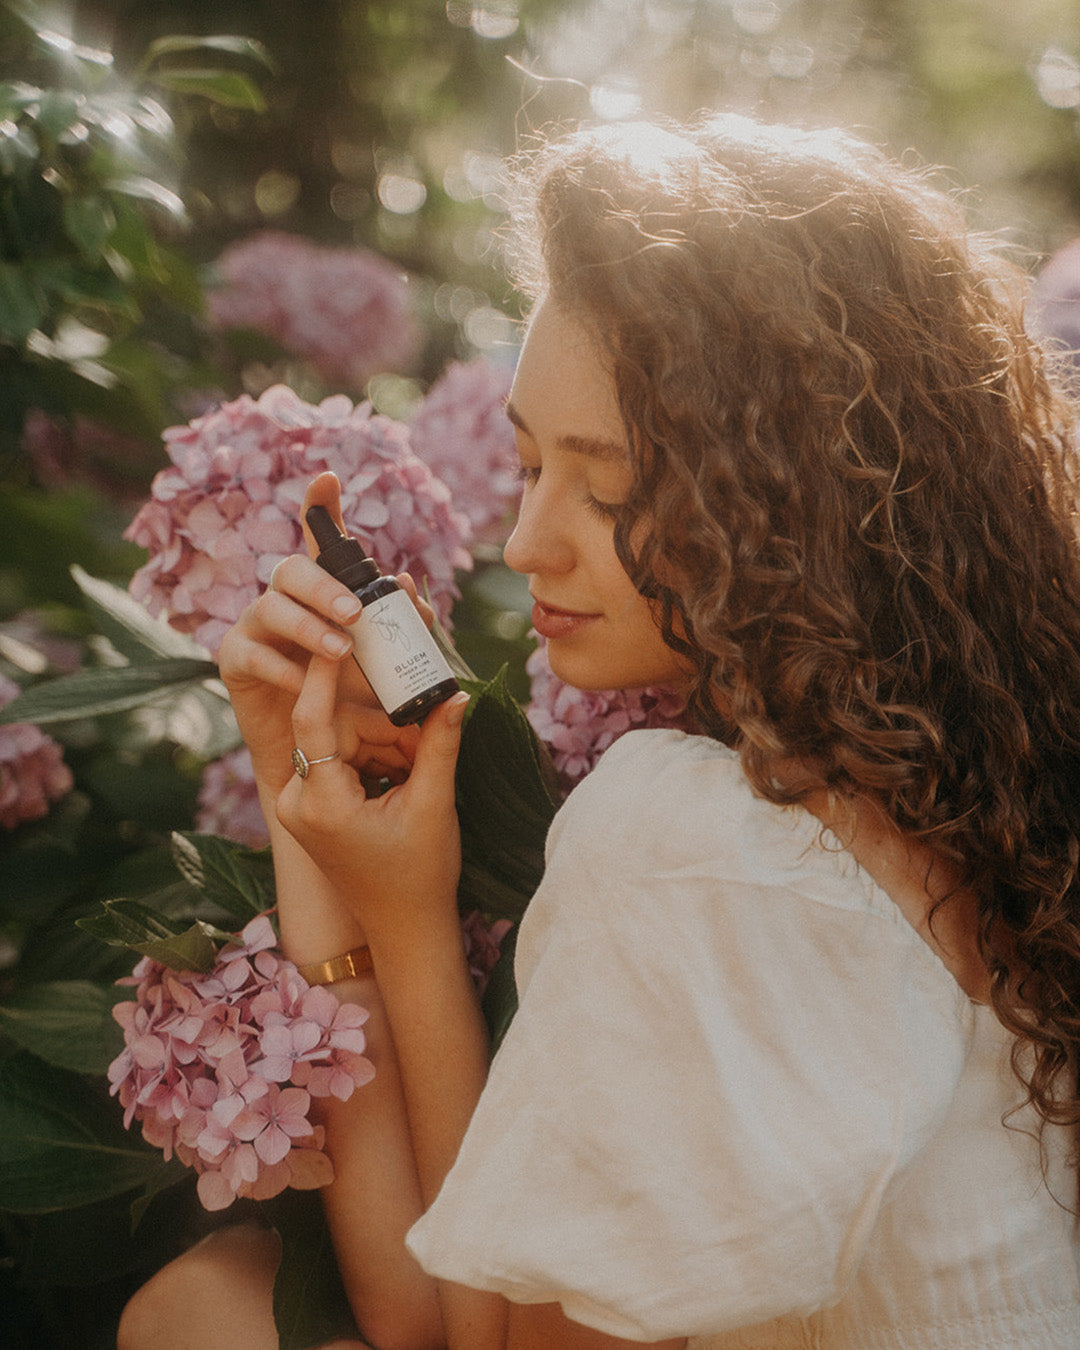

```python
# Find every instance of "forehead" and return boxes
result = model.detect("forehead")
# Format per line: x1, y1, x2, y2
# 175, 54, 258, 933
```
509, 298, 624, 447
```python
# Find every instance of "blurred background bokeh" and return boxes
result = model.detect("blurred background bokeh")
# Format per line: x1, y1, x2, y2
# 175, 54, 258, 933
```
6, 0, 1080, 492
74, 0, 1080, 352
4, 2, 1080, 1346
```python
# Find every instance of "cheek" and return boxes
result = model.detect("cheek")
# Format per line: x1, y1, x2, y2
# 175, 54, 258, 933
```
611, 589, 673, 657
601, 565, 653, 624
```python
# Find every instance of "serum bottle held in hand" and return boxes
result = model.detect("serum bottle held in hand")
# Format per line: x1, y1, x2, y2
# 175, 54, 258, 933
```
306, 505, 460, 725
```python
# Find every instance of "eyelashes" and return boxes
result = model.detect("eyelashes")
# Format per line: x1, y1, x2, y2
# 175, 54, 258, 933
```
583, 493, 622, 523
515, 464, 623, 523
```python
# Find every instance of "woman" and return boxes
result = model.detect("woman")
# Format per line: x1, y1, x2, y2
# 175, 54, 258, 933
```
120, 115, 1080, 1348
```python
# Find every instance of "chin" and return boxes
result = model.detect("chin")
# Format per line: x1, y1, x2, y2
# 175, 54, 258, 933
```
544, 649, 615, 691
545, 649, 675, 694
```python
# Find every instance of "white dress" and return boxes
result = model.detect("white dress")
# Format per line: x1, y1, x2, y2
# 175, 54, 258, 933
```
407, 730, 1080, 1347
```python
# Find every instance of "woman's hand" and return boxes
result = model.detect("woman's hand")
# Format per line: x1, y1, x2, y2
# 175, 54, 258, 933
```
275, 648, 470, 953
216, 472, 430, 794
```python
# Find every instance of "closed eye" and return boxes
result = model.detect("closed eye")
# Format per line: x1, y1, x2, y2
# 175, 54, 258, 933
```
584, 493, 622, 523
516, 463, 623, 521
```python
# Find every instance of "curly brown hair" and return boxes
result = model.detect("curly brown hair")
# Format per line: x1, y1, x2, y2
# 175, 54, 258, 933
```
509, 116, 1080, 1161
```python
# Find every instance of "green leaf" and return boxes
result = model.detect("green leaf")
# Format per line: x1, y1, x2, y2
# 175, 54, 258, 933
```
10, 1177, 186, 1287
71, 567, 207, 661
0, 260, 45, 343
455, 667, 560, 916
141, 34, 277, 73
56, 569, 239, 757
0, 488, 140, 609
481, 924, 518, 1054
61, 194, 115, 261
0, 829, 84, 924
31, 257, 131, 314
75, 899, 225, 972
106, 175, 186, 222
80, 755, 199, 834
268, 1189, 359, 1350
147, 69, 267, 113
457, 859, 539, 921
0, 120, 35, 173
0, 80, 42, 117
0, 981, 126, 1075
0, 1053, 162, 1212
452, 671, 557, 1050
128, 1156, 190, 1233
462, 666, 560, 813
170, 832, 276, 922
0, 657, 220, 725
75, 898, 187, 950
132, 682, 242, 760
32, 89, 81, 141
136, 921, 225, 972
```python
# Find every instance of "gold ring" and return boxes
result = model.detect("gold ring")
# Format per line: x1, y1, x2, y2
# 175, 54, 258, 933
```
291, 748, 340, 779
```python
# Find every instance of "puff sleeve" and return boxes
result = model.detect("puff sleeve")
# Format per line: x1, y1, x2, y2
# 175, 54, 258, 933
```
406, 730, 973, 1341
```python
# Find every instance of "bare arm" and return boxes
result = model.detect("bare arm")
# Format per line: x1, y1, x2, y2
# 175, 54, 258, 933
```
217, 474, 443, 1347
220, 471, 686, 1350
277, 657, 685, 1350
266, 821, 443, 1349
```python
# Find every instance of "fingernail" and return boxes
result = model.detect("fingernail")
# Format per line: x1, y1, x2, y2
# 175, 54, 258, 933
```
332, 595, 361, 621
446, 692, 469, 727
322, 632, 352, 657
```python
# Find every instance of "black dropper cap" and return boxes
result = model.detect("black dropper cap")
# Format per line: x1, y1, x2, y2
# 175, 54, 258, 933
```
305, 505, 379, 590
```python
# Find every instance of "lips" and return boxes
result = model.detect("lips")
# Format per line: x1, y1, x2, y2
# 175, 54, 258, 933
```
531, 598, 601, 641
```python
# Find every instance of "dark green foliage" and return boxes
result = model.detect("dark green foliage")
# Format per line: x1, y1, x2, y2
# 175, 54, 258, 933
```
457, 665, 559, 914
269, 1189, 359, 1350
0, 3, 257, 467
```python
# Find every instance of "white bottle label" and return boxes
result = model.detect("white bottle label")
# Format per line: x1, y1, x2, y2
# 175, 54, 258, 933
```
344, 589, 454, 714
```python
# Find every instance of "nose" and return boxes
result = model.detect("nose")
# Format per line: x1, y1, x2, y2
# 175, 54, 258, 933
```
502, 479, 574, 578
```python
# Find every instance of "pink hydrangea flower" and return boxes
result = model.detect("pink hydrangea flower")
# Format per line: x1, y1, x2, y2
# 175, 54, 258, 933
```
124, 384, 472, 655
0, 674, 74, 830
408, 358, 520, 538
207, 230, 420, 386
230, 1082, 315, 1166
195, 747, 269, 848
108, 914, 374, 1211
525, 640, 698, 790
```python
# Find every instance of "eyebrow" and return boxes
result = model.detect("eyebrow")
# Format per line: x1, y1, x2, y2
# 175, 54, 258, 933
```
505, 398, 627, 463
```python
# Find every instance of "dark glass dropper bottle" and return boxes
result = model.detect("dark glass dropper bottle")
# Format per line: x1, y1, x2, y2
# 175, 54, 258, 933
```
306, 504, 459, 726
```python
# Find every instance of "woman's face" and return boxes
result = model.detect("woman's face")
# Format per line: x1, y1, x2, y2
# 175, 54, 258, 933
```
503, 298, 691, 693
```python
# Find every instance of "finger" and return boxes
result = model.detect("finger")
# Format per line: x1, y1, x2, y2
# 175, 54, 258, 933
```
394, 573, 436, 629
299, 681, 418, 781
301, 473, 346, 557
333, 702, 417, 759
217, 620, 310, 697
291, 652, 346, 763
266, 553, 362, 629
249, 587, 354, 664
343, 716, 421, 780
278, 654, 365, 840
268, 557, 289, 593
401, 691, 470, 816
